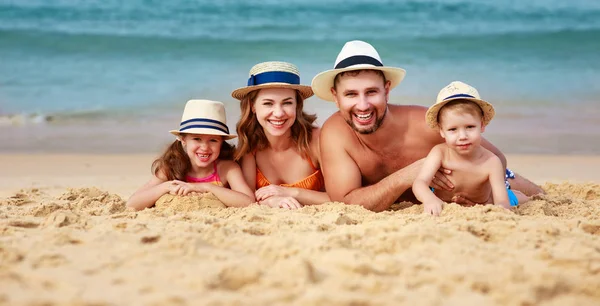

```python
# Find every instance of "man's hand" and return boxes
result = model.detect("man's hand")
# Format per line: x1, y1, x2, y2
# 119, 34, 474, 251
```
423, 199, 443, 216
255, 185, 293, 201
260, 196, 302, 210
452, 195, 478, 207
430, 168, 454, 191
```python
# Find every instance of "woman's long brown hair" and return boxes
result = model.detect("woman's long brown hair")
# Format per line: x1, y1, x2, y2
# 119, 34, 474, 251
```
152, 136, 235, 181
235, 89, 317, 161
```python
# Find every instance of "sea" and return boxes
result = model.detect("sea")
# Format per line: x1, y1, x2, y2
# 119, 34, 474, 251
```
1, 0, 599, 154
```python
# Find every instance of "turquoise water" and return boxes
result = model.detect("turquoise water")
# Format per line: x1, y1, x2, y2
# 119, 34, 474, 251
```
0, 0, 599, 153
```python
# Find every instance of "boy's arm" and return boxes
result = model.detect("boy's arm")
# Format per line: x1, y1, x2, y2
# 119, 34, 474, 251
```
413, 146, 445, 216
488, 156, 510, 209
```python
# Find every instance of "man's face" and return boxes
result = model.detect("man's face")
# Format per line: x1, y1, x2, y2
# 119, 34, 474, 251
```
331, 70, 390, 134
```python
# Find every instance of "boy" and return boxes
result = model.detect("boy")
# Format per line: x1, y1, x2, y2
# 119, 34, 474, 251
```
413, 81, 528, 216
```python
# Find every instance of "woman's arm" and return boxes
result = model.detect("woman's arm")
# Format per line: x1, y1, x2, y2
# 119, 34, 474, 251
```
240, 154, 257, 192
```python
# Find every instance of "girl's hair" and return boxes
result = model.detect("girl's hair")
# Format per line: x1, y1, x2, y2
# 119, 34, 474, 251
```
235, 89, 317, 161
152, 135, 235, 181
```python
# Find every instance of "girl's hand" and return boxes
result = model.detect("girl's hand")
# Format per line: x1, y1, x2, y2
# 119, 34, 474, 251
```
169, 180, 208, 196
166, 180, 183, 195
260, 196, 302, 210
255, 185, 293, 201
423, 200, 443, 216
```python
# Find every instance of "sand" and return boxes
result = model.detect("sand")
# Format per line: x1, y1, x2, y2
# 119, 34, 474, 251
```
1, 154, 599, 306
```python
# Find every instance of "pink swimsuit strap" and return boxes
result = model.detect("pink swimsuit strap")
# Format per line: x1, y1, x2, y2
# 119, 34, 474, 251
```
185, 162, 221, 184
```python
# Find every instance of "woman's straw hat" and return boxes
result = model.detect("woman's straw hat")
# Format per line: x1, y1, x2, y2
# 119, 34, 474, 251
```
169, 99, 237, 140
425, 81, 496, 129
231, 61, 313, 100
311, 40, 406, 102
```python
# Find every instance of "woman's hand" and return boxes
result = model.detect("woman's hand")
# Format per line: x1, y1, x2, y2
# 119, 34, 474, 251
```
260, 196, 302, 210
255, 185, 294, 201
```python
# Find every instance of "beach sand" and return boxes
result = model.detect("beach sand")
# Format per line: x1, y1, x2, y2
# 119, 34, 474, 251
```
1, 154, 599, 305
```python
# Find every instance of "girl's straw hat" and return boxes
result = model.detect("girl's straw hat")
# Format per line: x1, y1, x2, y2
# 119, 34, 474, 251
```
425, 81, 496, 129
311, 40, 406, 102
231, 61, 313, 100
169, 99, 237, 140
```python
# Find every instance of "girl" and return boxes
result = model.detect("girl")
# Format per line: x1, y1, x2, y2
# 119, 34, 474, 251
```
232, 61, 330, 209
127, 99, 255, 210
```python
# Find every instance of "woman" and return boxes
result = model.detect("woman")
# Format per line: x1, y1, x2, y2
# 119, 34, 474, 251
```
232, 61, 329, 209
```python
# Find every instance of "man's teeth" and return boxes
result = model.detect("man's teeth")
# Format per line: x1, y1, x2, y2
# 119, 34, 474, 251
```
355, 113, 373, 120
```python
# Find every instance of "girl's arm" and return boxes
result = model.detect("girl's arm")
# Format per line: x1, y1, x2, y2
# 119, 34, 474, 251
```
413, 145, 445, 216
488, 156, 510, 209
204, 160, 255, 207
126, 173, 172, 211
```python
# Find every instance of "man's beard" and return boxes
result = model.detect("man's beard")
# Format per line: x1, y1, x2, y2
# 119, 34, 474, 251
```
345, 107, 387, 135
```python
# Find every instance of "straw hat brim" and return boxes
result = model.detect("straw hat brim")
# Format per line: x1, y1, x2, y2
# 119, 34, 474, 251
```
425, 97, 495, 129
311, 65, 406, 102
231, 83, 314, 100
169, 129, 237, 140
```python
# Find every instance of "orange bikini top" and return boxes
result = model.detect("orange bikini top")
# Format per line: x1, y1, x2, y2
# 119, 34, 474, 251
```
255, 157, 325, 191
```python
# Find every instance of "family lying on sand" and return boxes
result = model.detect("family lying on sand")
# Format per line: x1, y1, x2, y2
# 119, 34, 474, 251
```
127, 40, 543, 215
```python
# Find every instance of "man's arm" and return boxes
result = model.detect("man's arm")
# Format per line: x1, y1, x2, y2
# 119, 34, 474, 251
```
320, 121, 415, 212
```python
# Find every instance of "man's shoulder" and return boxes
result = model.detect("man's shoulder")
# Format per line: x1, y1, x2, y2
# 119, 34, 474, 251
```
322, 112, 350, 135
389, 104, 428, 117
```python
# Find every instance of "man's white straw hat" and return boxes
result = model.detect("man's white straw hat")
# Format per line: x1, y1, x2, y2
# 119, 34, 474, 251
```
311, 40, 406, 101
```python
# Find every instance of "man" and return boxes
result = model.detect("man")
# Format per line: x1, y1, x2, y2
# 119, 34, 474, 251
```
311, 40, 543, 212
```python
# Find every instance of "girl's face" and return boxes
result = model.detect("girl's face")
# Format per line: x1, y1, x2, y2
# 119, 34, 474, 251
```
180, 133, 223, 169
252, 88, 297, 137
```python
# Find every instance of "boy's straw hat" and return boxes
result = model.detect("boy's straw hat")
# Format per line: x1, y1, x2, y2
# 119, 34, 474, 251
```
311, 40, 406, 102
170, 99, 237, 140
231, 61, 313, 100
426, 81, 495, 129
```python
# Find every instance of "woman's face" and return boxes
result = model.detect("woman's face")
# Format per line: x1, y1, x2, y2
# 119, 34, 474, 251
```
253, 88, 297, 137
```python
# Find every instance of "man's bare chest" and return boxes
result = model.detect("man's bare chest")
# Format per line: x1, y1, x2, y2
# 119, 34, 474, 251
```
351, 144, 424, 185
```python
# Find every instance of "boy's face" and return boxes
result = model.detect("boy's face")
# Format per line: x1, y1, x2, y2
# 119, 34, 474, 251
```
438, 109, 485, 155
331, 70, 390, 135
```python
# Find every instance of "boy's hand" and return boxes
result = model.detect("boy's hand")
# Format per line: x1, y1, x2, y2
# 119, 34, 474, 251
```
430, 167, 454, 191
424, 200, 443, 216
